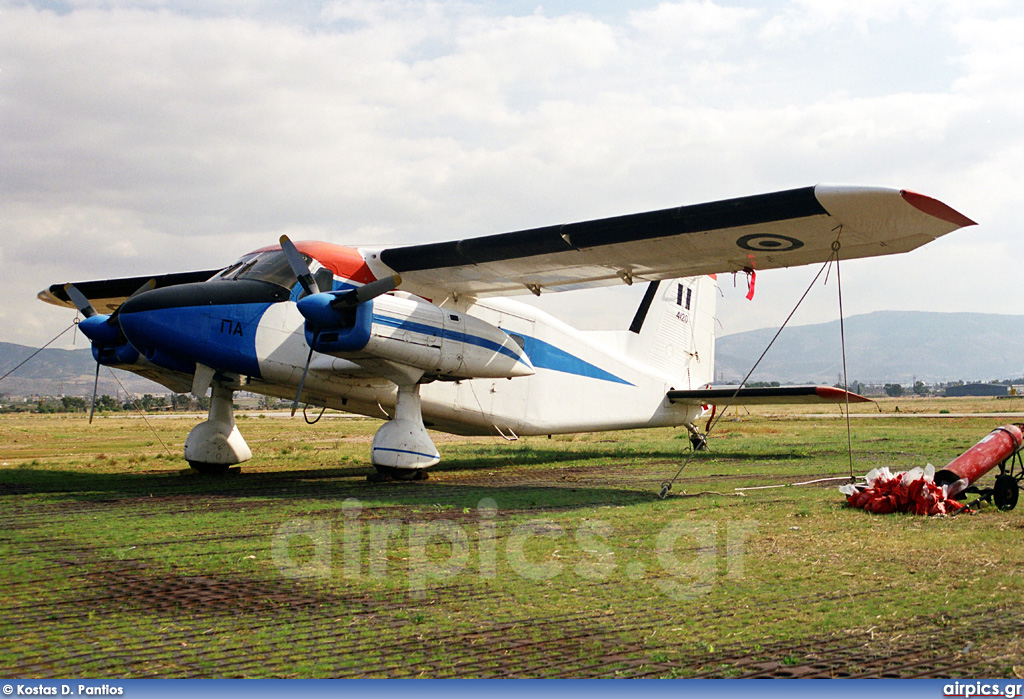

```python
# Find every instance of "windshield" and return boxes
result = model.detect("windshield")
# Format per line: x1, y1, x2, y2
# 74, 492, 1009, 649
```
211, 250, 334, 292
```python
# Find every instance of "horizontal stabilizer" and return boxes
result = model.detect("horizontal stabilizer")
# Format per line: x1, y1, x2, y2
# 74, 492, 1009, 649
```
667, 385, 872, 406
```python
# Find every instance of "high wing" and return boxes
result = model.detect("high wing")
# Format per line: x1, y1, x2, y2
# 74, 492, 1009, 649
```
374, 185, 975, 298
38, 186, 973, 311
667, 385, 873, 406
38, 270, 222, 313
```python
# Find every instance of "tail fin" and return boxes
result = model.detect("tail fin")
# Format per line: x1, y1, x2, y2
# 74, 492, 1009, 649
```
627, 276, 717, 388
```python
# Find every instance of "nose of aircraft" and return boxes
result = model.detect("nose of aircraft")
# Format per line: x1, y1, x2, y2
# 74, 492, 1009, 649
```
119, 279, 291, 316
117, 280, 289, 376
117, 283, 215, 373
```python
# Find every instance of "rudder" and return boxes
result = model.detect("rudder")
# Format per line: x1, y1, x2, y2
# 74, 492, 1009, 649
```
627, 276, 717, 387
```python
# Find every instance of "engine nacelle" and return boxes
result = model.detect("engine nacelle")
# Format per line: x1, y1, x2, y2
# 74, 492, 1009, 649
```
78, 314, 141, 367
300, 293, 534, 380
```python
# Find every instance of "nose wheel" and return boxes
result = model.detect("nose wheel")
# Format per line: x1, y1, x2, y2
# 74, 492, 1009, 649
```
184, 384, 252, 472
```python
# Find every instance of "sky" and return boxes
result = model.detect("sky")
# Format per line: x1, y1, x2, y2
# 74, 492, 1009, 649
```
2, 0, 1022, 352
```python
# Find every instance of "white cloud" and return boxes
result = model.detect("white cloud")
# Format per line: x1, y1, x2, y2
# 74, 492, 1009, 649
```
759, 0, 933, 41
629, 0, 759, 52
0, 0, 1021, 355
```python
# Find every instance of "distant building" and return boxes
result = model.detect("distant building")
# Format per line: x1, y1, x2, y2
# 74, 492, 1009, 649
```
945, 383, 1009, 397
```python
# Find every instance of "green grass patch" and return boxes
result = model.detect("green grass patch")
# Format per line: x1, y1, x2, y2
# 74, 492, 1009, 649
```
2, 404, 1023, 677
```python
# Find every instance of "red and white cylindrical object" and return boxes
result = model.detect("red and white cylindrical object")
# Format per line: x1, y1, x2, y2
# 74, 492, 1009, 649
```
934, 424, 1023, 488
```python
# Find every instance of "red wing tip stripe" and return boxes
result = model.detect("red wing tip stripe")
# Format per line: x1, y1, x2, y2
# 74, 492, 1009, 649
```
814, 386, 872, 403
667, 386, 873, 404
900, 190, 977, 228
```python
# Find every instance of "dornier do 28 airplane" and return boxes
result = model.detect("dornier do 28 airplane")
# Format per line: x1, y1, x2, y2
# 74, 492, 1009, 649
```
40, 185, 974, 479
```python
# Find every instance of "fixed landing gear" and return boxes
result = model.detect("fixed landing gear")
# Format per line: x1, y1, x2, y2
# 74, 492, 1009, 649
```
184, 384, 252, 473
365, 383, 437, 483
367, 465, 431, 482
689, 432, 709, 451
685, 423, 708, 451
187, 461, 235, 475
370, 383, 439, 472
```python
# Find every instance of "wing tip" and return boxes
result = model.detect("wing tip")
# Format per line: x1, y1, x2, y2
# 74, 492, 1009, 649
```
900, 189, 977, 229
814, 386, 872, 403
38, 284, 71, 308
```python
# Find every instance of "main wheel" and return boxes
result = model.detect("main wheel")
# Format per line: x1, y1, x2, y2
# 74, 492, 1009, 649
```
370, 465, 430, 481
689, 433, 708, 451
188, 461, 232, 475
993, 475, 1019, 511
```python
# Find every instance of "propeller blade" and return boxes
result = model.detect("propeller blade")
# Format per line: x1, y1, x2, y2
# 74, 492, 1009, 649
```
329, 274, 402, 309
64, 283, 97, 319
88, 361, 100, 424
291, 338, 317, 418
108, 278, 156, 325
280, 235, 319, 297
129, 278, 156, 299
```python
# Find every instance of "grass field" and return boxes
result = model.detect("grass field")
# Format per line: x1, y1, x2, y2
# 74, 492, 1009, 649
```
2, 398, 1024, 678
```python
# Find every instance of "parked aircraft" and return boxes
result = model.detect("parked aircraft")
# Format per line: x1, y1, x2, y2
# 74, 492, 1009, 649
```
40, 185, 974, 478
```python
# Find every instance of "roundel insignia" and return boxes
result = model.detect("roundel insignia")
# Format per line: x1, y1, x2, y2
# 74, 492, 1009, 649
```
736, 233, 804, 252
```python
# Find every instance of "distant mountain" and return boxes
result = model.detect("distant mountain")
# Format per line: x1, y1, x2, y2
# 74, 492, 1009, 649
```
0, 342, 166, 397
714, 311, 1024, 385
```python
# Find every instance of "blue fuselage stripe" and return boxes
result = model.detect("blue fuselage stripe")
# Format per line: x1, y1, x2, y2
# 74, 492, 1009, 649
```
518, 335, 634, 386
369, 314, 633, 386
370, 314, 528, 366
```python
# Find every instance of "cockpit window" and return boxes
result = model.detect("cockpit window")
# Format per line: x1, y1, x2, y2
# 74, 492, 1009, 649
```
210, 256, 254, 281
313, 266, 335, 293
211, 250, 335, 293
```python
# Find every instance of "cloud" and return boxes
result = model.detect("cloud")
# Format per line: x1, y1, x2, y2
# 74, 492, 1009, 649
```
1, 0, 1020, 355
629, 1, 760, 53
759, 0, 934, 40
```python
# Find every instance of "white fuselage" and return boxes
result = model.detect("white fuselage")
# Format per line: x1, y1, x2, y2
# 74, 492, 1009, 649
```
248, 277, 718, 438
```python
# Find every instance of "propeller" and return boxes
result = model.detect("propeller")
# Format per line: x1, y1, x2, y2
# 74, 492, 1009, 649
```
279, 236, 320, 416
329, 275, 402, 309
289, 275, 402, 417
278, 235, 402, 416
65, 283, 98, 319
88, 361, 100, 424
66, 278, 155, 329
65, 279, 155, 423
65, 283, 103, 423
280, 235, 320, 297
291, 341, 317, 418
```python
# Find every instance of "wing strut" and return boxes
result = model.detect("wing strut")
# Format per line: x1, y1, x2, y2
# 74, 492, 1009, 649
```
629, 281, 661, 334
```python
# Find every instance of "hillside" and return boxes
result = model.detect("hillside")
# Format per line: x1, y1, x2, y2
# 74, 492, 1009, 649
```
0, 342, 166, 397
714, 311, 1024, 385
